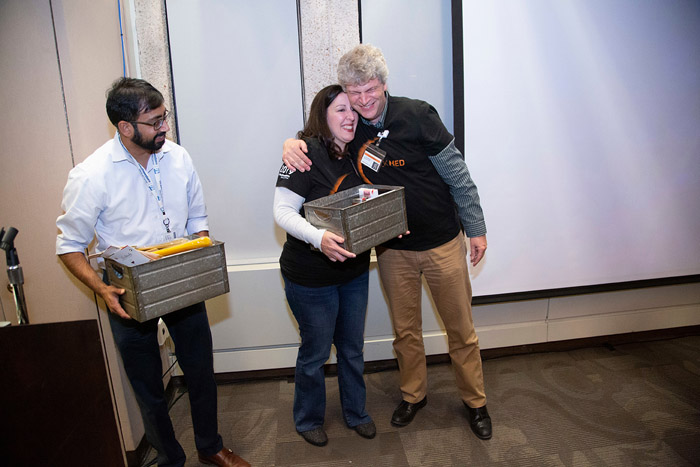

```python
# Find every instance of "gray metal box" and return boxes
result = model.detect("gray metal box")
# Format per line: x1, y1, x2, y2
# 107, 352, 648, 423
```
105, 241, 229, 322
303, 184, 407, 254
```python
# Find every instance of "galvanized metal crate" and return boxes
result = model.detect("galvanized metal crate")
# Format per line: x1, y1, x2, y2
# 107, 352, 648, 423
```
303, 184, 407, 254
105, 241, 229, 322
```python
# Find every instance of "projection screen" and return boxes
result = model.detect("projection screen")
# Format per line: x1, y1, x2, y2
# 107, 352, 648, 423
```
460, 0, 700, 297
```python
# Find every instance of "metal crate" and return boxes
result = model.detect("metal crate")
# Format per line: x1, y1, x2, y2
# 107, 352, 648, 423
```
303, 184, 407, 254
105, 241, 229, 322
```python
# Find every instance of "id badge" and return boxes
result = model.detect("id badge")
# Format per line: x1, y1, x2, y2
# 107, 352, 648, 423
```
158, 231, 176, 243
159, 216, 176, 242
360, 144, 386, 173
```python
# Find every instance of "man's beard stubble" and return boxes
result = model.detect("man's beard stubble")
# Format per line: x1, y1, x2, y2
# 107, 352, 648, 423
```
132, 125, 166, 152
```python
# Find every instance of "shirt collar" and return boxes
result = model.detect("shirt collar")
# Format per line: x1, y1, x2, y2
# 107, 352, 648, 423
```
360, 91, 389, 129
111, 132, 168, 164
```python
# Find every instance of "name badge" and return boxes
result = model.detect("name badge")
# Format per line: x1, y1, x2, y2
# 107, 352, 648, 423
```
360, 144, 386, 173
158, 230, 176, 243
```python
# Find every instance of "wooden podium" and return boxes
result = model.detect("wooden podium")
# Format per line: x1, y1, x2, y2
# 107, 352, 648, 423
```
0, 320, 124, 466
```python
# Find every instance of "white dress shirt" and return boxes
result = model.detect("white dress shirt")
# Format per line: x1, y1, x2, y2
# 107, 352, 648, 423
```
56, 133, 208, 255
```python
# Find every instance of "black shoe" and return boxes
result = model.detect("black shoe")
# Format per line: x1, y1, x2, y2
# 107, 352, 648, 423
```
298, 427, 328, 446
465, 403, 492, 440
354, 420, 376, 439
391, 397, 427, 427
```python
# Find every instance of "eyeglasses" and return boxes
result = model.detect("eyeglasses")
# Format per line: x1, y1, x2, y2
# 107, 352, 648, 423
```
130, 109, 170, 130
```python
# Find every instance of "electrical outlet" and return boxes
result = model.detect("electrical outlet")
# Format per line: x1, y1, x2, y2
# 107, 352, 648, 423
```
157, 318, 170, 346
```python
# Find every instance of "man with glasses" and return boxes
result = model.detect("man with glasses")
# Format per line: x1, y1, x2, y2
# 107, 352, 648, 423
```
56, 78, 249, 467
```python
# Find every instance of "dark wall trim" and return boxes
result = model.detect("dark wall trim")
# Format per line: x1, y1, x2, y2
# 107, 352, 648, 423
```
472, 274, 700, 305
163, 1, 182, 145
358, 0, 363, 43
451, 0, 464, 153
296, 0, 306, 124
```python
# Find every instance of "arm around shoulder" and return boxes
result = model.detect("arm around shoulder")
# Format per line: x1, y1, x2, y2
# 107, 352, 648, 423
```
282, 138, 312, 172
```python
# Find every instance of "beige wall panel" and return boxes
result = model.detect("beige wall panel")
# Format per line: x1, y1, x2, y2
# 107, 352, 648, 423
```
0, 0, 93, 324
54, 0, 146, 453
0, 0, 143, 456
52, 0, 124, 161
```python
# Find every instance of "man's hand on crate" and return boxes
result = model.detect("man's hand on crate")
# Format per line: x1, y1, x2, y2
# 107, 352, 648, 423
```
99, 285, 130, 320
58, 251, 131, 319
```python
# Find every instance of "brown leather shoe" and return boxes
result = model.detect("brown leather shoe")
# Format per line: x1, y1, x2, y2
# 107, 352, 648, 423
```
198, 447, 250, 467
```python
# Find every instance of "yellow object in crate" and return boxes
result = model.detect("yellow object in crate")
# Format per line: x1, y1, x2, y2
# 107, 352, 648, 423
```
153, 236, 212, 257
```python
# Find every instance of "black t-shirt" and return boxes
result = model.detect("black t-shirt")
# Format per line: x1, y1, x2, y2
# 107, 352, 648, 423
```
349, 95, 461, 251
276, 138, 370, 287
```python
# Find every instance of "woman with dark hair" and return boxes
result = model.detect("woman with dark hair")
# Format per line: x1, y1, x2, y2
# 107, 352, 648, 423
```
273, 84, 375, 446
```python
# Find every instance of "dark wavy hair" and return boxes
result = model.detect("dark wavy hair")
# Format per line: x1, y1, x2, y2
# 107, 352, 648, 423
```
105, 77, 164, 126
297, 84, 348, 159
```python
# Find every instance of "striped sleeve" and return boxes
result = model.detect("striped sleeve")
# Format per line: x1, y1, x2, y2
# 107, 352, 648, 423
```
429, 139, 487, 237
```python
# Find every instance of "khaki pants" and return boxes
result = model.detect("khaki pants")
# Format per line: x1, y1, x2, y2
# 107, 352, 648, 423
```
376, 233, 486, 408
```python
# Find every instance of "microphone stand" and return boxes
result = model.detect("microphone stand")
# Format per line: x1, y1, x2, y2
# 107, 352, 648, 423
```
1, 227, 29, 325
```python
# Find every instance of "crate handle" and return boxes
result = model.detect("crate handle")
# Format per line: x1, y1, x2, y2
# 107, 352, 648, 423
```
310, 209, 332, 222
111, 264, 124, 280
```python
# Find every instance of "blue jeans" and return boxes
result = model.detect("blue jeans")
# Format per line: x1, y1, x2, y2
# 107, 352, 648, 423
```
283, 271, 372, 432
108, 302, 223, 467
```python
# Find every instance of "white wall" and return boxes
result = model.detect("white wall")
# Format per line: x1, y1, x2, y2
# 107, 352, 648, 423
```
166, 0, 304, 262
461, 0, 700, 296
362, 0, 454, 132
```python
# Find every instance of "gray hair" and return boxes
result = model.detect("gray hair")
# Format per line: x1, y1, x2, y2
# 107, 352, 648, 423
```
337, 44, 389, 88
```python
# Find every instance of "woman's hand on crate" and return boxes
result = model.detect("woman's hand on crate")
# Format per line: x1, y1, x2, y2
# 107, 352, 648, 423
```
321, 231, 355, 262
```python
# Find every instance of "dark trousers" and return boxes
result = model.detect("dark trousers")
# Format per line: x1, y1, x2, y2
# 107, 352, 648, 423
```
108, 302, 223, 467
